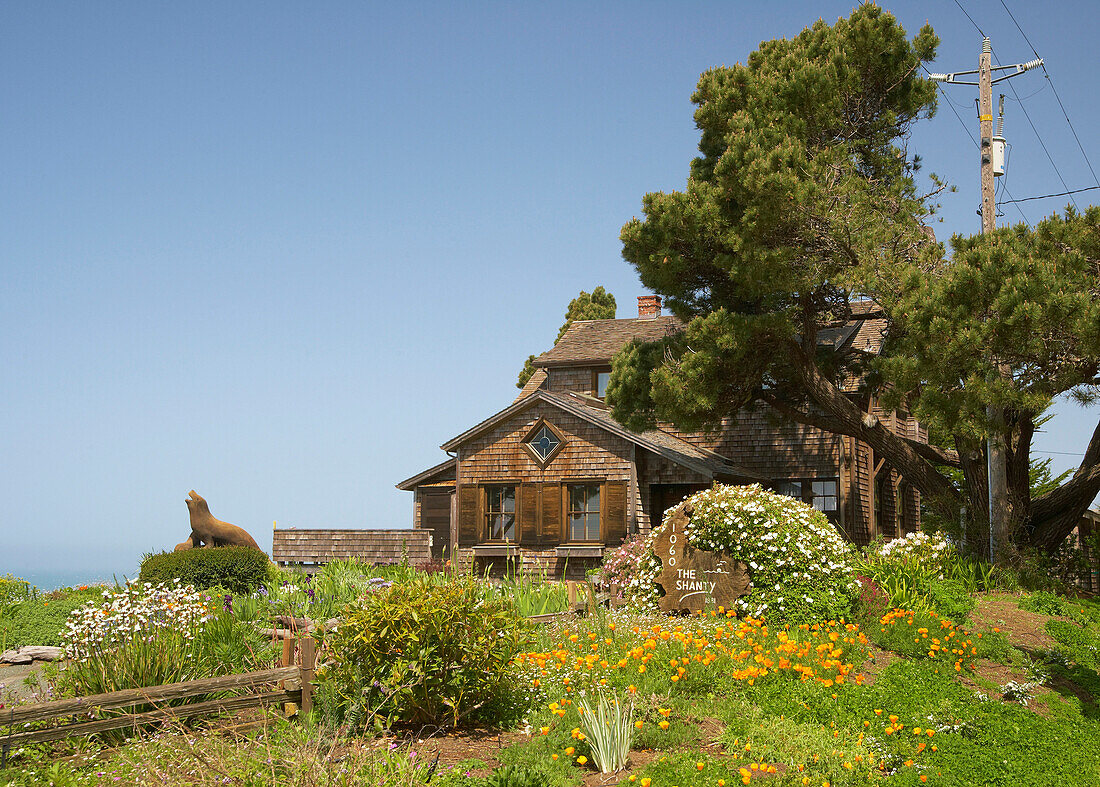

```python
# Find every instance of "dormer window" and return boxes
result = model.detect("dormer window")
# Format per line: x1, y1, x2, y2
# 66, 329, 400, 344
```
595, 371, 611, 399
522, 418, 567, 466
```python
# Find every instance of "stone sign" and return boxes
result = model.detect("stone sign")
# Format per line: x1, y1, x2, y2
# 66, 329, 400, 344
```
653, 503, 750, 614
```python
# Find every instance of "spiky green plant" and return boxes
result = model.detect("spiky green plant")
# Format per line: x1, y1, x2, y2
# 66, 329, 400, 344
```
577, 688, 634, 773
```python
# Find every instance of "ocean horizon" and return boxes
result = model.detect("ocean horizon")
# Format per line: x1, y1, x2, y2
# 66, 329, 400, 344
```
3, 567, 137, 591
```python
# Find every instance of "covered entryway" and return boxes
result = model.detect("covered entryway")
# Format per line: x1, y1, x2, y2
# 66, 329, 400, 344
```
649, 483, 709, 532
421, 487, 453, 560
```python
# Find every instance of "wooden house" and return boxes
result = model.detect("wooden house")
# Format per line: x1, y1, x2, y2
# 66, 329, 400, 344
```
397, 296, 926, 579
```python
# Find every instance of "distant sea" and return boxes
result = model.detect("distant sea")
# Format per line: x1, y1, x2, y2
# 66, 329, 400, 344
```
4, 568, 135, 591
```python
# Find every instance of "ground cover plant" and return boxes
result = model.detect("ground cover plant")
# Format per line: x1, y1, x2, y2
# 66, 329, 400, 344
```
0, 584, 107, 650
58, 580, 274, 699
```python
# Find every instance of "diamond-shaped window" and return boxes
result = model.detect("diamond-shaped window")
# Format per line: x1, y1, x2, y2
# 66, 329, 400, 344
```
528, 425, 560, 461
523, 419, 566, 465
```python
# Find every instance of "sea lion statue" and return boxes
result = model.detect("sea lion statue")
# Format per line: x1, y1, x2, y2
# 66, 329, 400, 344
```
179, 490, 262, 550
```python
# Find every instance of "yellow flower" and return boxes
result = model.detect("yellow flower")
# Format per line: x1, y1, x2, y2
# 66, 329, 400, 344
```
539, 726, 549, 735
635, 720, 644, 729
641, 780, 652, 787
658, 720, 670, 730
565, 746, 574, 756
577, 756, 588, 765
696, 762, 705, 771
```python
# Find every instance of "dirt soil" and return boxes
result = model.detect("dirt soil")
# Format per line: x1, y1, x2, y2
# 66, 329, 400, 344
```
968, 593, 1059, 653
961, 593, 1097, 715
0, 660, 51, 706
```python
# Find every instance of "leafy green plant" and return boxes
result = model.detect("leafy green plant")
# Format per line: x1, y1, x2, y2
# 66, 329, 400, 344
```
1045, 619, 1100, 671
1020, 590, 1073, 617
858, 554, 975, 622
491, 563, 569, 617
485, 765, 543, 787
140, 546, 273, 595
316, 574, 531, 728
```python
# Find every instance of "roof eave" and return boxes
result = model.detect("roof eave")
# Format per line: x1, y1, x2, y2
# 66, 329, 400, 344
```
531, 358, 613, 369
395, 457, 457, 491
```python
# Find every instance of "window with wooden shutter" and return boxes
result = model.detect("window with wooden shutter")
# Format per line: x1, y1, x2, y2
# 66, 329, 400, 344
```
540, 482, 562, 546
519, 483, 540, 545
457, 485, 479, 545
604, 481, 628, 547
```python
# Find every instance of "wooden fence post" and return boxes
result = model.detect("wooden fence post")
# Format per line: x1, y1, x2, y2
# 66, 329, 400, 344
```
299, 637, 315, 717
281, 636, 297, 716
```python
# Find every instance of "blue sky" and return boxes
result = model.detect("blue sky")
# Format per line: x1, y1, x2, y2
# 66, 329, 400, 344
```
2, 1, 1098, 582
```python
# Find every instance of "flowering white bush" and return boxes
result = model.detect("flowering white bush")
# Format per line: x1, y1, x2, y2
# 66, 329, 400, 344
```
640, 484, 861, 623
868, 531, 953, 574
62, 580, 211, 663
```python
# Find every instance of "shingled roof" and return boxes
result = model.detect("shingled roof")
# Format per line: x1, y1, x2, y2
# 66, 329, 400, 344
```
533, 302, 888, 371
532, 315, 681, 367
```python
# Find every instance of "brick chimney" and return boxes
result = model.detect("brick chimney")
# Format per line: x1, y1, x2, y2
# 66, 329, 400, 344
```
637, 295, 662, 319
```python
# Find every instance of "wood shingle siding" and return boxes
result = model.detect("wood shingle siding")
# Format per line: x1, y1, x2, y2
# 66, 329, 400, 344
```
457, 401, 634, 484
272, 529, 430, 568
397, 302, 926, 577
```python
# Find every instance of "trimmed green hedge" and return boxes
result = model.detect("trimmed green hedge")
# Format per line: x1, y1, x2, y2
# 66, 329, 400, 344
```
139, 547, 272, 595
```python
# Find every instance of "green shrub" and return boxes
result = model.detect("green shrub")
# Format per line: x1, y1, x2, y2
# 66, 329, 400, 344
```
641, 484, 861, 623
316, 574, 531, 729
0, 573, 33, 606
140, 546, 273, 594
857, 555, 976, 623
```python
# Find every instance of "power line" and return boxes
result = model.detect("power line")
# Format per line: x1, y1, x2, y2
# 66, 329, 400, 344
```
948, 1, 1080, 212
951, 0, 985, 37
923, 63, 1032, 227
994, 49, 1080, 210
999, 0, 1100, 188
1000, 185, 1100, 205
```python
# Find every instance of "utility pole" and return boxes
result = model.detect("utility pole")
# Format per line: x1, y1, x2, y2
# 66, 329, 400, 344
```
930, 39, 1042, 564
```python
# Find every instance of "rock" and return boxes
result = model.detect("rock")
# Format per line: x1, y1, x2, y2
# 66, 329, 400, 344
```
0, 646, 63, 664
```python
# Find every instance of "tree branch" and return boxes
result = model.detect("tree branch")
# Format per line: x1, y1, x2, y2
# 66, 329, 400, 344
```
1030, 416, 1100, 524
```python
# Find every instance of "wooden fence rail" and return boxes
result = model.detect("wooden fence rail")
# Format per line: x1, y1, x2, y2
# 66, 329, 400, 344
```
2, 639, 316, 750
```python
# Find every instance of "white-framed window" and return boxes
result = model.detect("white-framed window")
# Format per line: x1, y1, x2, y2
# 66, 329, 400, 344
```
774, 478, 839, 522
567, 482, 601, 541
485, 484, 516, 540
